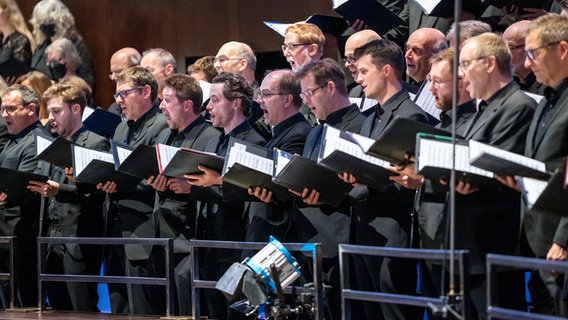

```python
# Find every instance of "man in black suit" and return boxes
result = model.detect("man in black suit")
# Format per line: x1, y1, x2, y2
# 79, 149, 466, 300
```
503, 20, 545, 95
405, 28, 447, 87
343, 39, 430, 320
28, 81, 109, 311
185, 73, 266, 320
246, 69, 312, 243
145, 74, 220, 316
0, 85, 42, 307
97, 66, 168, 315
454, 32, 535, 318
504, 14, 568, 317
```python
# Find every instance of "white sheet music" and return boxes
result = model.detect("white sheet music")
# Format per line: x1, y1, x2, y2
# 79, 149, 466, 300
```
225, 142, 273, 175
156, 144, 180, 173
412, 0, 442, 15
417, 138, 493, 177
35, 134, 53, 156
339, 130, 376, 153
349, 97, 377, 113
82, 106, 95, 121
519, 177, 548, 209
414, 80, 441, 120
263, 21, 293, 37
469, 140, 547, 173
114, 145, 133, 166
72, 145, 114, 176
319, 124, 389, 168
274, 149, 293, 176
199, 80, 212, 102
524, 91, 544, 104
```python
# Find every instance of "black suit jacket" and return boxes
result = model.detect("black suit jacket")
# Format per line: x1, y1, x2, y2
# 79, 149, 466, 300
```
524, 80, 568, 257
454, 82, 535, 273
245, 112, 312, 243
153, 117, 220, 254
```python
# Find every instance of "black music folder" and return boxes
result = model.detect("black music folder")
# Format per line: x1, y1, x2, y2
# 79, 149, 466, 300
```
305, 14, 349, 37
83, 107, 122, 138
0, 167, 48, 203
531, 171, 568, 216
415, 133, 497, 187
272, 150, 352, 207
332, 0, 404, 35
111, 141, 159, 179
160, 148, 225, 179
343, 117, 455, 165
468, 140, 551, 181
222, 138, 290, 202
319, 150, 397, 190
72, 145, 140, 191
412, 0, 487, 18
36, 137, 73, 169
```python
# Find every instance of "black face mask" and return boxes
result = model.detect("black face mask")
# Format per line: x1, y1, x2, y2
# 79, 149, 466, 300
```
39, 23, 56, 38
48, 61, 66, 80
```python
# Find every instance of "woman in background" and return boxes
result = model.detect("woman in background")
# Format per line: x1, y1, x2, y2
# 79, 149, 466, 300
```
0, 0, 35, 65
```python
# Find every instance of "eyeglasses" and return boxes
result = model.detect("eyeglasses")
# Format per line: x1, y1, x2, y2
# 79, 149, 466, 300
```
299, 83, 327, 100
525, 41, 561, 60
259, 91, 288, 100
344, 56, 356, 65
508, 43, 525, 51
113, 87, 142, 101
1, 103, 29, 114
213, 56, 242, 64
458, 56, 488, 70
426, 74, 453, 89
281, 43, 314, 53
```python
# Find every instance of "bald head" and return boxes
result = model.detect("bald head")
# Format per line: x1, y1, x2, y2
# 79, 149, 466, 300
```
503, 20, 530, 76
109, 47, 142, 81
214, 41, 257, 84
344, 30, 381, 79
405, 28, 447, 82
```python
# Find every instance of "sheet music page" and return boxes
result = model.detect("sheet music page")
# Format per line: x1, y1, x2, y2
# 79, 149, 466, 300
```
263, 21, 293, 37
339, 130, 376, 153
274, 149, 293, 176
82, 106, 95, 121
156, 143, 180, 173
519, 177, 548, 209
225, 142, 273, 175
35, 134, 53, 156
524, 91, 544, 104
349, 97, 378, 113
414, 80, 441, 120
331, 0, 348, 9
199, 80, 212, 101
418, 138, 493, 177
320, 124, 389, 167
114, 145, 133, 165
73, 145, 113, 176
469, 140, 546, 172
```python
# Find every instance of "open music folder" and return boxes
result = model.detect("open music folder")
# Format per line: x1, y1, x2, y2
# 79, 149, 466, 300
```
468, 140, 551, 181
415, 133, 496, 186
332, 0, 404, 35
272, 149, 352, 207
110, 140, 159, 179
82, 106, 122, 138
0, 167, 48, 203
156, 144, 225, 179
317, 124, 396, 190
521, 170, 568, 216
222, 137, 290, 202
72, 144, 140, 191
35, 129, 73, 169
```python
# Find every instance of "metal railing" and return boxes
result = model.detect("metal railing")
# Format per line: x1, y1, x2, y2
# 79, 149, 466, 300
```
0, 236, 15, 309
37, 236, 175, 316
487, 254, 568, 320
189, 239, 324, 320
339, 244, 470, 320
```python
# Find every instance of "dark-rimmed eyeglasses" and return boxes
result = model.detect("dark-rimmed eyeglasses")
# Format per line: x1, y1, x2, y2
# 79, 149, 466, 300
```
281, 43, 314, 53
299, 83, 326, 100
113, 87, 143, 101
525, 41, 561, 60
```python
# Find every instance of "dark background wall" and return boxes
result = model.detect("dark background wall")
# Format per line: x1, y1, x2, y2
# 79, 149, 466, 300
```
17, 0, 335, 108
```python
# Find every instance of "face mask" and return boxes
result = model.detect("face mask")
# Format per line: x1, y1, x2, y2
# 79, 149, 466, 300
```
48, 61, 66, 80
39, 23, 56, 38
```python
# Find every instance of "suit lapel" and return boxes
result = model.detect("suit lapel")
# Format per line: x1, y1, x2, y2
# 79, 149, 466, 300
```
530, 90, 568, 156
